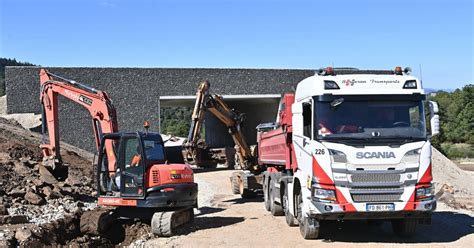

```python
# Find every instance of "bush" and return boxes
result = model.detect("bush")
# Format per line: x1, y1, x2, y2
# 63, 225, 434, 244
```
440, 143, 474, 159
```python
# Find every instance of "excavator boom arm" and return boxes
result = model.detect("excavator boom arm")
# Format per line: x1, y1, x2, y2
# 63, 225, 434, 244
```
39, 69, 118, 174
184, 81, 253, 170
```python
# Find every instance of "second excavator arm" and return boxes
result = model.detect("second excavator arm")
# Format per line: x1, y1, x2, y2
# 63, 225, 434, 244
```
183, 81, 256, 171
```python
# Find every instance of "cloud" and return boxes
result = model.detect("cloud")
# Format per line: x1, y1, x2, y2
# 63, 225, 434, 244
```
99, 1, 118, 8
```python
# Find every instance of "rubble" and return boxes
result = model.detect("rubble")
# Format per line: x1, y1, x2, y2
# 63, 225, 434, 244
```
24, 192, 45, 205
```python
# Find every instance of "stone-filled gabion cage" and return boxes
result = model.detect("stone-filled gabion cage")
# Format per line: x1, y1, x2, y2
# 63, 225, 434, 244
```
5, 67, 314, 152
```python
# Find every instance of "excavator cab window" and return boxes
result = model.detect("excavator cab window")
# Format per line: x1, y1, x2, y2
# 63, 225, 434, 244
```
97, 134, 145, 198
119, 135, 145, 197
143, 138, 166, 165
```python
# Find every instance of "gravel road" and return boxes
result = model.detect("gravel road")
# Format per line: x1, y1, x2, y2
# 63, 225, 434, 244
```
145, 169, 473, 248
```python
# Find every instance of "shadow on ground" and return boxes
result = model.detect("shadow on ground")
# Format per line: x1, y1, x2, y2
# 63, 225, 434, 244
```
316, 211, 473, 243
174, 216, 245, 235
223, 197, 264, 204
196, 206, 226, 216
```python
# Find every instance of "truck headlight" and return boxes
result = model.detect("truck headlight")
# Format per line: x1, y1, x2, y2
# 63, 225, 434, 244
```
401, 148, 421, 163
329, 149, 347, 163
312, 186, 336, 202
416, 184, 434, 201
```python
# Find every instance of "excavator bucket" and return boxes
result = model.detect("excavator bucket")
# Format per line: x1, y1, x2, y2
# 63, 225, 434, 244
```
40, 158, 69, 182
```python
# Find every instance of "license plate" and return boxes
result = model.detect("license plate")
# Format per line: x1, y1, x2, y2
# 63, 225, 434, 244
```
366, 203, 395, 212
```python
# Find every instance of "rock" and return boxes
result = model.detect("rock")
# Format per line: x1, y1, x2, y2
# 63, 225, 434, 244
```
39, 165, 59, 185
437, 191, 457, 206
0, 231, 15, 248
15, 227, 33, 242
25, 192, 45, 205
32, 179, 46, 187
61, 187, 73, 194
0, 215, 28, 224
20, 238, 43, 247
0, 240, 14, 248
8, 188, 25, 198
42, 186, 52, 197
30, 185, 38, 193
66, 176, 82, 186
13, 161, 30, 174
9, 215, 28, 224
0, 204, 8, 215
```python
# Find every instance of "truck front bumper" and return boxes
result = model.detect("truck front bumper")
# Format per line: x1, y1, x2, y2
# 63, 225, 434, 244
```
308, 199, 436, 220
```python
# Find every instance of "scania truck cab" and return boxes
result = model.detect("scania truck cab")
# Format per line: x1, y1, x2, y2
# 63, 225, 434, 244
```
249, 67, 440, 239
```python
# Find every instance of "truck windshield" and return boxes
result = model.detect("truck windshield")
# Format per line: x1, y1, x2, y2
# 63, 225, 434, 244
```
315, 98, 426, 141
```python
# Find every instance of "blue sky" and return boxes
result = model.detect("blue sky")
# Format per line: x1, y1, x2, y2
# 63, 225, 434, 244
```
1, 0, 472, 89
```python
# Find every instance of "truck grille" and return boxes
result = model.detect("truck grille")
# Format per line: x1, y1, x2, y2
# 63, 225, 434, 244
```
352, 193, 402, 202
351, 173, 400, 183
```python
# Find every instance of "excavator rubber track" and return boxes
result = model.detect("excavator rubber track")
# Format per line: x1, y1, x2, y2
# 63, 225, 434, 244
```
151, 207, 194, 237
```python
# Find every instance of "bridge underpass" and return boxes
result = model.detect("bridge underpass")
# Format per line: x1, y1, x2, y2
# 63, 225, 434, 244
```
159, 95, 281, 148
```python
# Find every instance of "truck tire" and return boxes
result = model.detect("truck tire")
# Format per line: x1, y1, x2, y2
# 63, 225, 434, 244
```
270, 180, 283, 216
263, 176, 271, 211
391, 219, 417, 237
283, 186, 298, 226
296, 193, 319, 239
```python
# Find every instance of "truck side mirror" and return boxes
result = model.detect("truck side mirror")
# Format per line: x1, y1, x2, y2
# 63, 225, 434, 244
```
429, 101, 440, 136
429, 101, 439, 114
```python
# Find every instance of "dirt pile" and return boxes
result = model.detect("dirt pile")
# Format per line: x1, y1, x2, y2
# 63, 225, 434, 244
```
0, 117, 154, 247
0, 117, 101, 246
432, 147, 474, 211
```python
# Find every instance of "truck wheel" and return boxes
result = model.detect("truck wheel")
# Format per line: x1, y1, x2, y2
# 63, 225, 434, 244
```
270, 181, 283, 216
283, 187, 298, 226
391, 219, 417, 237
231, 174, 240, 194
296, 193, 319, 239
263, 177, 271, 211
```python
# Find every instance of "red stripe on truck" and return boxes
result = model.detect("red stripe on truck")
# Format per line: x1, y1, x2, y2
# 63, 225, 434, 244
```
418, 163, 433, 184
312, 157, 333, 185
335, 189, 357, 212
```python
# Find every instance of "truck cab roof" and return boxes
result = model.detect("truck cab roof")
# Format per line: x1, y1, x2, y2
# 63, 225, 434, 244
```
295, 67, 424, 101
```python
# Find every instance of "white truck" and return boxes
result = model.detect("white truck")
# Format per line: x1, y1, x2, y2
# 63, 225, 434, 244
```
233, 66, 440, 239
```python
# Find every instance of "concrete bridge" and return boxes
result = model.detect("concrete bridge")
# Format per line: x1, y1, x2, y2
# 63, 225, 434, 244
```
5, 67, 314, 152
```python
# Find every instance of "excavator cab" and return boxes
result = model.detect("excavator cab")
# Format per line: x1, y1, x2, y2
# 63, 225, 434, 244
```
97, 132, 165, 198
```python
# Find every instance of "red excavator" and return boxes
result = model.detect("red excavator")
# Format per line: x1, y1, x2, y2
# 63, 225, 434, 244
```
39, 69, 197, 236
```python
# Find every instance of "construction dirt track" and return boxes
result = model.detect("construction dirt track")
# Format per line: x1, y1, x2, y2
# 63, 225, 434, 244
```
0, 116, 473, 247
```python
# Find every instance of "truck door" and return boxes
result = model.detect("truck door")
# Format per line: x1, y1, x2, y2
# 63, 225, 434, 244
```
293, 100, 314, 174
